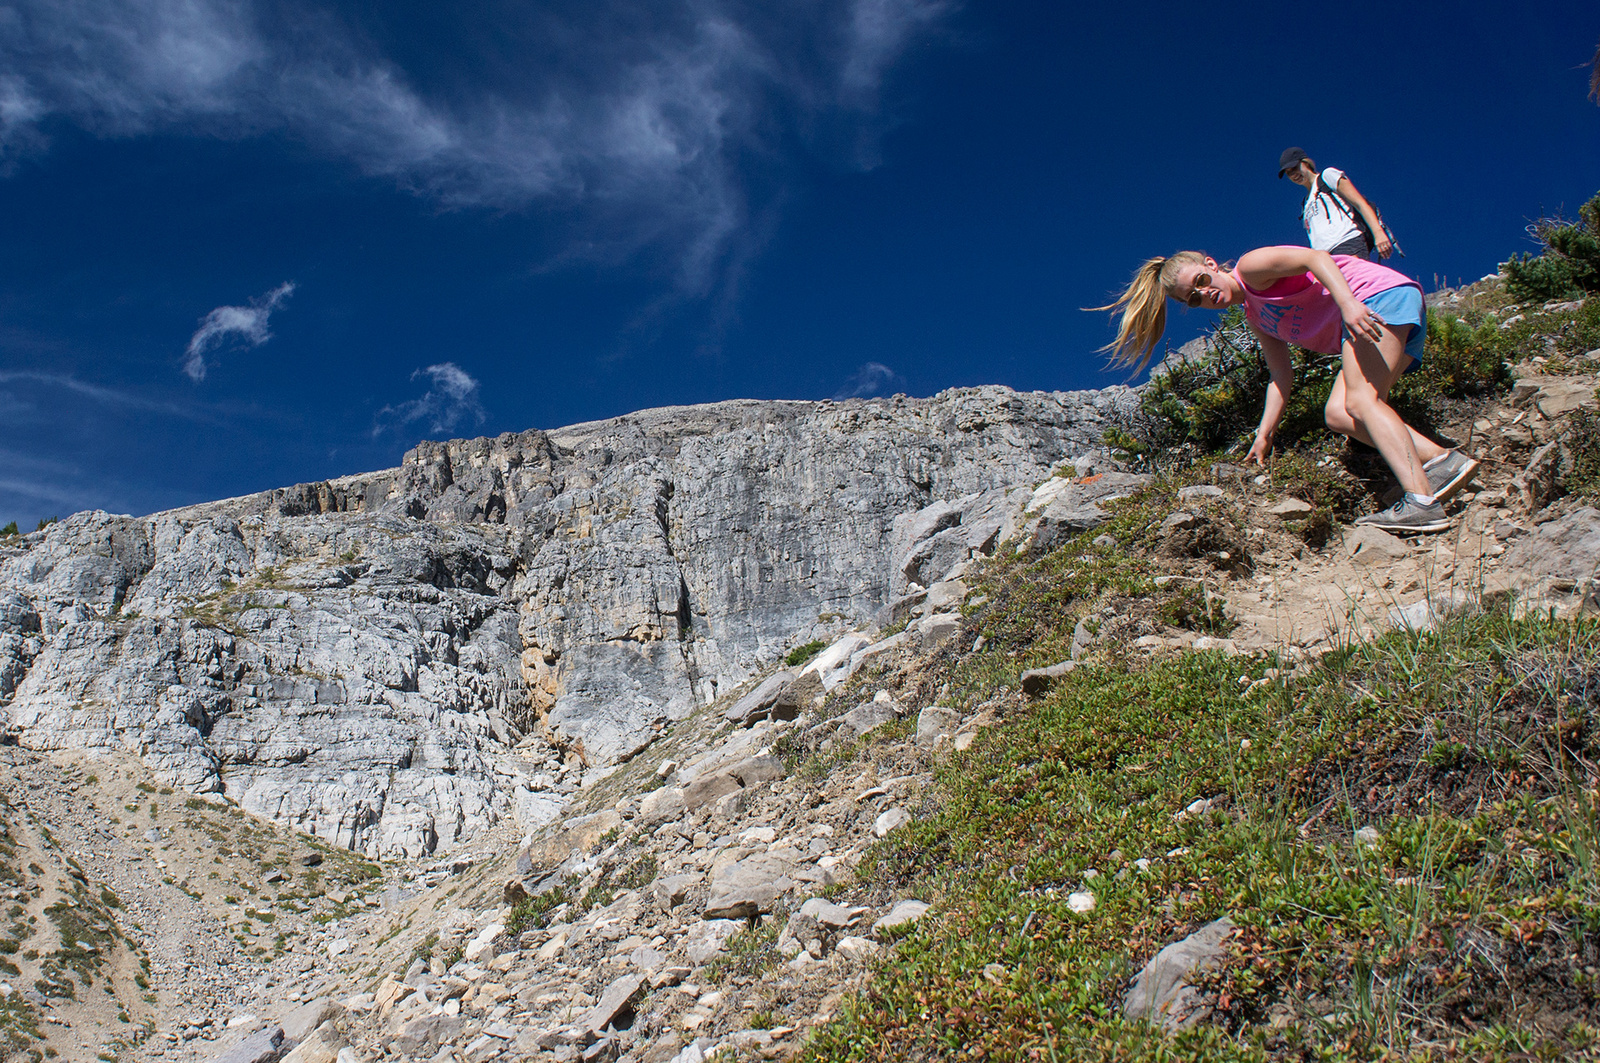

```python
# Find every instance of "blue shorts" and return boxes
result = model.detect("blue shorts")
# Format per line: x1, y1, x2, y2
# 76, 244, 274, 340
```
1344, 285, 1425, 371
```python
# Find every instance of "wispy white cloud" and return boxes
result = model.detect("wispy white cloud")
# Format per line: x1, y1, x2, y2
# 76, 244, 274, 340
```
0, 369, 210, 419
833, 360, 902, 399
373, 362, 488, 439
0, 1, 955, 295
183, 281, 295, 382
0, 475, 97, 511
0, 446, 133, 522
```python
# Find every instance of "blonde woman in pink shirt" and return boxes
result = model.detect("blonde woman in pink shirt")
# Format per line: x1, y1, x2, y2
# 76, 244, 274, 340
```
1093, 246, 1477, 533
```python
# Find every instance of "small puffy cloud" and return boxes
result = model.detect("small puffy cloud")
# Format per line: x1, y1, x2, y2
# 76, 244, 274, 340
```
183, 282, 295, 382
833, 361, 902, 400
373, 363, 488, 439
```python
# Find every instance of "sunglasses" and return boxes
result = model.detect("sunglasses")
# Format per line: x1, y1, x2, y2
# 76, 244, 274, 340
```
1185, 273, 1211, 308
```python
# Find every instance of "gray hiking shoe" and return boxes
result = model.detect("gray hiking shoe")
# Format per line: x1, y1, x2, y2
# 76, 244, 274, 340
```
1354, 496, 1452, 534
1425, 450, 1480, 502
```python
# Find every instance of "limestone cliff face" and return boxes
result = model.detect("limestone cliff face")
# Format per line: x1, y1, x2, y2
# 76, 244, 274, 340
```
0, 385, 1133, 856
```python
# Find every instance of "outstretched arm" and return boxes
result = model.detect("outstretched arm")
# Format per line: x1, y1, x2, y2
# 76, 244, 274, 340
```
1235, 246, 1387, 347
1334, 175, 1392, 259
1246, 330, 1294, 464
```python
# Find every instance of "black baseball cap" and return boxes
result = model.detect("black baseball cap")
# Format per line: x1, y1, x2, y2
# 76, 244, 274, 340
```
1277, 147, 1309, 177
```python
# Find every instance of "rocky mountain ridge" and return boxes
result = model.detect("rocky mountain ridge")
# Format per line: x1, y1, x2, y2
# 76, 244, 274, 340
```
0, 385, 1135, 860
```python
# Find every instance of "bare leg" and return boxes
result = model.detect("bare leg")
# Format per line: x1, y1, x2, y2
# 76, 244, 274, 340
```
1322, 324, 1439, 496
1325, 371, 1446, 465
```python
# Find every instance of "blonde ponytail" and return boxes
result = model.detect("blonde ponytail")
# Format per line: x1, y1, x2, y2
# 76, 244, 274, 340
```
1086, 251, 1209, 372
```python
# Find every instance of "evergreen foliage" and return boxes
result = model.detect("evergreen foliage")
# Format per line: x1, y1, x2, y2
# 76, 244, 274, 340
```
1501, 191, 1600, 301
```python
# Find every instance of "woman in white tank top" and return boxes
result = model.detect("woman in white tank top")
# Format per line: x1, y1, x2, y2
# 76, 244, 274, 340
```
1277, 147, 1395, 260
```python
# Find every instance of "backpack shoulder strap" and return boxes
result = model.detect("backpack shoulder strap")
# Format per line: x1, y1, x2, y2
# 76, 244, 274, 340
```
1317, 171, 1350, 215
1318, 171, 1376, 250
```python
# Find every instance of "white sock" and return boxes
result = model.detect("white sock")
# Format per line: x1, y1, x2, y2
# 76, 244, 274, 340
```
1406, 491, 1437, 506
1423, 451, 1452, 470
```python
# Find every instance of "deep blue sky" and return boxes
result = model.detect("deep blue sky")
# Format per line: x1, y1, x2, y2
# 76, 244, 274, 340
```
2, 1, 1598, 525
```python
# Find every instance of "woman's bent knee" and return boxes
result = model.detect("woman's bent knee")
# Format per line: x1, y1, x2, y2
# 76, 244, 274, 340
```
1341, 391, 1381, 424
1324, 401, 1353, 434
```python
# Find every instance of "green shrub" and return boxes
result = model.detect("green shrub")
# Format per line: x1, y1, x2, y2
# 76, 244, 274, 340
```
1567, 407, 1600, 497
0, 522, 16, 537
785, 640, 828, 667
1392, 311, 1511, 406
504, 882, 572, 937
615, 853, 658, 891
1264, 450, 1366, 519
1502, 191, 1600, 300
1154, 585, 1234, 635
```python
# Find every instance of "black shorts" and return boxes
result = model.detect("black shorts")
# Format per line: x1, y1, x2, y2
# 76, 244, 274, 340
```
1327, 235, 1371, 259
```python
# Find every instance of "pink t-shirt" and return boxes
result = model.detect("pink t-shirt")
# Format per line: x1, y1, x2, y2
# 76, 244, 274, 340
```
1233, 253, 1421, 355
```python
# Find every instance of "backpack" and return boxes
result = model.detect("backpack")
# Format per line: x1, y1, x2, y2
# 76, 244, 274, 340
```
1315, 172, 1376, 254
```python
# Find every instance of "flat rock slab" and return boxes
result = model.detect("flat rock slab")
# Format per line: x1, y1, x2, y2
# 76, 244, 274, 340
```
917, 613, 963, 650
723, 671, 795, 726
1267, 497, 1313, 517
585, 973, 646, 1034
915, 705, 959, 751
924, 579, 969, 613
280, 1025, 344, 1063
683, 919, 743, 964
841, 700, 897, 737
1159, 511, 1200, 535
1504, 506, 1600, 617
802, 633, 874, 690
519, 810, 623, 873
1025, 472, 1153, 554
637, 786, 687, 826
683, 754, 787, 812
727, 754, 786, 786
278, 998, 342, 1045
1346, 524, 1407, 565
653, 873, 700, 913
799, 897, 869, 929
1020, 660, 1076, 696
703, 851, 798, 919
874, 808, 911, 837
873, 899, 931, 934
1123, 916, 1237, 1030
212, 1026, 286, 1063
1534, 382, 1597, 417
683, 772, 742, 812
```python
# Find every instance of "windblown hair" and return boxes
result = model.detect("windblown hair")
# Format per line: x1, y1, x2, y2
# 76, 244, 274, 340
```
1086, 251, 1208, 372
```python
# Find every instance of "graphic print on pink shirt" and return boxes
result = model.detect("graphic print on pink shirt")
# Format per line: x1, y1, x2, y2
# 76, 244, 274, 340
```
1231, 253, 1420, 357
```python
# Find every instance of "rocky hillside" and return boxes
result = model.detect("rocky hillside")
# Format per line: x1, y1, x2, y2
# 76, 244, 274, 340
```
3, 283, 1599, 1063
